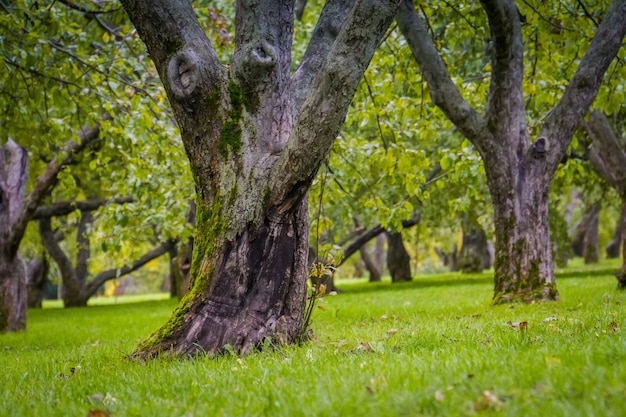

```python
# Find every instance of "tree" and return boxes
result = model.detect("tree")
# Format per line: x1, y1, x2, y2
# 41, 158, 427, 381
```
583, 110, 626, 287
35, 199, 175, 307
120, 0, 400, 357
397, 0, 626, 303
0, 131, 102, 332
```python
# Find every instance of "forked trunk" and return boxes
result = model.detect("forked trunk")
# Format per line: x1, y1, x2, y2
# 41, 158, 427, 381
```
138, 199, 308, 357
489, 168, 558, 304
0, 254, 26, 332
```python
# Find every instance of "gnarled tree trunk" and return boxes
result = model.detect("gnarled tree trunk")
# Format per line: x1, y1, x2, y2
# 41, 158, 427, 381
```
121, 0, 400, 357
397, 0, 626, 303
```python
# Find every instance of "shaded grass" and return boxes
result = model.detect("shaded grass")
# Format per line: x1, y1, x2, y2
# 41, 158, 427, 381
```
2, 265, 626, 416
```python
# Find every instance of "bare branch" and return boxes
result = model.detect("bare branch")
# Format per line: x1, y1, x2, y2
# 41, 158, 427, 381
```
584, 110, 626, 195
32, 197, 133, 219
275, 0, 400, 208
542, 0, 626, 168
291, 0, 354, 112
85, 239, 176, 298
479, 0, 526, 135
396, 0, 487, 146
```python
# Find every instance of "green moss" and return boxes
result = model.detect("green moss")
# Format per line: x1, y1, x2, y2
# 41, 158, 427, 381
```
136, 198, 226, 352
205, 90, 221, 114
218, 80, 244, 157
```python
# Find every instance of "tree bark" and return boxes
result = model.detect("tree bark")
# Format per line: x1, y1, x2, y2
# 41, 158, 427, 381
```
120, 0, 400, 357
386, 231, 412, 282
397, 0, 626, 303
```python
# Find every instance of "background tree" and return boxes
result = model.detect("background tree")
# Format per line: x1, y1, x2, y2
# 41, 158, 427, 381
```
397, 0, 626, 303
583, 110, 626, 287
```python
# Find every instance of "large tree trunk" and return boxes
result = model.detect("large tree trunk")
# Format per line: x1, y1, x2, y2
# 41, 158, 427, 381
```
0, 139, 28, 331
0, 255, 27, 332
386, 231, 412, 283
488, 171, 558, 303
121, 0, 399, 357
397, 0, 626, 303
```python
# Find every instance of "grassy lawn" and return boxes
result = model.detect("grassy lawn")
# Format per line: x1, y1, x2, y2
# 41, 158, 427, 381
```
2, 263, 626, 416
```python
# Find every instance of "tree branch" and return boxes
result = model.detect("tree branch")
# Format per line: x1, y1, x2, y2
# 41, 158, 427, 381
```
275, 0, 400, 208
396, 0, 487, 147
339, 214, 421, 266
291, 0, 354, 112
32, 197, 133, 219
85, 239, 176, 298
583, 110, 626, 195
7, 116, 110, 257
542, 0, 626, 168
479, 0, 525, 136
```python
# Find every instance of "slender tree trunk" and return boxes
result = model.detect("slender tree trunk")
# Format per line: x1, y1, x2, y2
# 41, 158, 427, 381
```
583, 203, 601, 264
386, 231, 412, 283
618, 201, 626, 289
26, 256, 49, 308
360, 244, 381, 282
458, 218, 490, 273
606, 207, 624, 259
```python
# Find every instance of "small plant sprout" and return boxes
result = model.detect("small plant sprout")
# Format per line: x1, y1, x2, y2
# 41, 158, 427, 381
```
298, 260, 337, 344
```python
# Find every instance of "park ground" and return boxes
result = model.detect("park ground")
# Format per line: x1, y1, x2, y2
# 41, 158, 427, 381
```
2, 259, 626, 417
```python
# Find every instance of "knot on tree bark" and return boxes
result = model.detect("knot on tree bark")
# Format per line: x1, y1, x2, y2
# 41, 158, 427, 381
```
233, 40, 277, 85
167, 49, 201, 98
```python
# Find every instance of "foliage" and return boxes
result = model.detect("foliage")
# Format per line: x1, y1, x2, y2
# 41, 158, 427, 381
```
2, 261, 626, 416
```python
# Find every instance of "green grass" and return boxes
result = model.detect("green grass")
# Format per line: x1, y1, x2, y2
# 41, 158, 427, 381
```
2, 264, 626, 416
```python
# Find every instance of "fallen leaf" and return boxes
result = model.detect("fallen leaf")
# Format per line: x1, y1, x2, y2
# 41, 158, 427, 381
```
358, 342, 375, 352
506, 321, 528, 330
385, 328, 399, 337
86, 410, 110, 417
434, 390, 444, 401
474, 390, 503, 411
